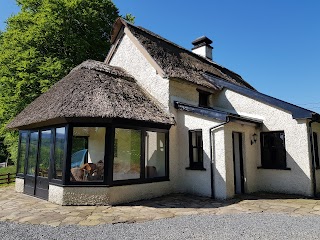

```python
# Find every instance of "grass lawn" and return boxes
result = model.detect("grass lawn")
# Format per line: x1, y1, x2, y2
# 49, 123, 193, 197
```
0, 165, 16, 175
0, 165, 16, 187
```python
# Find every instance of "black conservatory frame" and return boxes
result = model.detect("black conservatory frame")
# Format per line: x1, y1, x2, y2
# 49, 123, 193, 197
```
16, 119, 170, 187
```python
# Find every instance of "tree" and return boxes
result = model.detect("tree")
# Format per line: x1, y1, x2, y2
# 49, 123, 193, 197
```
0, 0, 134, 163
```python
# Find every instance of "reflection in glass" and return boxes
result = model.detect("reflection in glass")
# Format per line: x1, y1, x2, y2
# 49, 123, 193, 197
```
70, 127, 105, 182
53, 127, 65, 180
27, 132, 39, 176
38, 130, 52, 177
113, 129, 141, 181
17, 132, 28, 174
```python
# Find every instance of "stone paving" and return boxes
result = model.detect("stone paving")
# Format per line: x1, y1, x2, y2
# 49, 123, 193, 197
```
1, 185, 320, 227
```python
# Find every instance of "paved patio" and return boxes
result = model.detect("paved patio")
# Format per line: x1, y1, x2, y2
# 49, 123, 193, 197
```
1, 186, 320, 227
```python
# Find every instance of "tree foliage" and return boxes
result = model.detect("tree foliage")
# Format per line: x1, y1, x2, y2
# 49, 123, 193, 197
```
0, 0, 133, 163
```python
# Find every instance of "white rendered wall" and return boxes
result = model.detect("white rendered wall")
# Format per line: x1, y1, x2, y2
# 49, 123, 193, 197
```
169, 80, 226, 198
223, 122, 258, 198
212, 89, 312, 196
48, 182, 172, 205
109, 34, 170, 111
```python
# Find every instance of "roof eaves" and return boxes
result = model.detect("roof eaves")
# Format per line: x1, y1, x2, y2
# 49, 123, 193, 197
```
203, 72, 316, 120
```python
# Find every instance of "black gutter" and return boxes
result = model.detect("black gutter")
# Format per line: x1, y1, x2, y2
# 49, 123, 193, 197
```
209, 119, 230, 199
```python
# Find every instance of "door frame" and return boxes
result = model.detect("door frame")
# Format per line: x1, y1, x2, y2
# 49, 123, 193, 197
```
232, 132, 245, 194
24, 130, 50, 200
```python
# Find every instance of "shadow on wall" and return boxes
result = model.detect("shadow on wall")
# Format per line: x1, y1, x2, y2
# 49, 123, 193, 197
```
173, 110, 227, 198
256, 148, 312, 196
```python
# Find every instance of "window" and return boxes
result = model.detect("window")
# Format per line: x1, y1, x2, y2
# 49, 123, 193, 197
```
260, 131, 287, 169
113, 128, 169, 182
26, 131, 39, 176
70, 127, 105, 182
313, 132, 320, 168
113, 128, 141, 181
38, 130, 52, 178
53, 127, 66, 180
198, 90, 210, 107
188, 130, 204, 170
17, 132, 28, 174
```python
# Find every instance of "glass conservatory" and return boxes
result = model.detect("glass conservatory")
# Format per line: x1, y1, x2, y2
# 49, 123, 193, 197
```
16, 123, 169, 202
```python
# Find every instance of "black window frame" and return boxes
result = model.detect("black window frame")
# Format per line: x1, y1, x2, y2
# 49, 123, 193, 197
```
260, 131, 289, 170
16, 131, 29, 177
197, 89, 211, 108
16, 121, 170, 187
110, 125, 170, 186
187, 129, 205, 170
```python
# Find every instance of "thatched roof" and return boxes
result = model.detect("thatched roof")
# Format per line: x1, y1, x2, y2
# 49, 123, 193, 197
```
111, 18, 255, 90
7, 60, 174, 129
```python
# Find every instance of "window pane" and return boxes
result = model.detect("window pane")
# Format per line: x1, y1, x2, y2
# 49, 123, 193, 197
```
27, 132, 39, 176
17, 132, 28, 174
189, 130, 203, 168
191, 132, 196, 146
38, 130, 51, 178
113, 128, 141, 181
53, 127, 65, 180
70, 127, 105, 182
193, 148, 199, 163
145, 131, 166, 178
261, 131, 286, 168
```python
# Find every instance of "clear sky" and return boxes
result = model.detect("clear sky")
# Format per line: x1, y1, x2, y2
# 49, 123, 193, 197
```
1, 0, 320, 111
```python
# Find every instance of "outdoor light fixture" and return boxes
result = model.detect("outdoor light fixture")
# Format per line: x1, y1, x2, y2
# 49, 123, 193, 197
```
251, 133, 257, 145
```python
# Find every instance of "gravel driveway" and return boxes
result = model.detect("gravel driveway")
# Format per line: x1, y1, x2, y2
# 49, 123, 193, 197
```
1, 213, 320, 240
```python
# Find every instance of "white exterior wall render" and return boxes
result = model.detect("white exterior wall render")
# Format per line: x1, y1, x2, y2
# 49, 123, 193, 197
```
48, 182, 172, 205
15, 178, 24, 193
175, 110, 224, 197
223, 122, 258, 198
108, 34, 170, 111
169, 80, 227, 198
212, 89, 313, 196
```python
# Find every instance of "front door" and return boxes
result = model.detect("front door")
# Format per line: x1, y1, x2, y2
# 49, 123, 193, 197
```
24, 131, 39, 196
232, 132, 245, 194
24, 130, 51, 200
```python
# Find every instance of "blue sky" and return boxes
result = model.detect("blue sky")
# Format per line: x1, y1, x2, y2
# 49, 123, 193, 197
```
1, 0, 320, 111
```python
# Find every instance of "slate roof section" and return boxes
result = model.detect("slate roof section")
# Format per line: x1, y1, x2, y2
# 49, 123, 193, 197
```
203, 72, 320, 120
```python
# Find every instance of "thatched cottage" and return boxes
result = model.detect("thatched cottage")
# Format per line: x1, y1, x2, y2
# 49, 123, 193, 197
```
9, 18, 320, 205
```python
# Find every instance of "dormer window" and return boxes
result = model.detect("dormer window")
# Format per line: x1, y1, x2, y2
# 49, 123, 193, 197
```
197, 89, 210, 107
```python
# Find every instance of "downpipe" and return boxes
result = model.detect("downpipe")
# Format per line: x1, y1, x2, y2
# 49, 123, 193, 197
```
209, 118, 230, 199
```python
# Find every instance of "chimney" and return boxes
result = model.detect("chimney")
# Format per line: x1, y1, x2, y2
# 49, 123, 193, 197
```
192, 36, 213, 60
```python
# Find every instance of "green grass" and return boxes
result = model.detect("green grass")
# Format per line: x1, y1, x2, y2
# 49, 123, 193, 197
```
0, 165, 16, 187
0, 165, 16, 175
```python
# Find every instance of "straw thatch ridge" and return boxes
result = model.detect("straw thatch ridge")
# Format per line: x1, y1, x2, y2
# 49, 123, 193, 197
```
120, 19, 254, 90
7, 60, 174, 129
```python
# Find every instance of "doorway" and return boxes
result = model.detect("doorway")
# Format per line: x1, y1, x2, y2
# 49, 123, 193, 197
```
232, 132, 245, 194
24, 130, 51, 200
